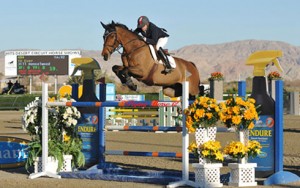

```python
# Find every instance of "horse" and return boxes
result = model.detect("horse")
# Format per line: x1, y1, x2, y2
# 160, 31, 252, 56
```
100, 21, 202, 98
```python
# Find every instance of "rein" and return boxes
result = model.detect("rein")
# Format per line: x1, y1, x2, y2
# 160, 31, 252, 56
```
104, 30, 147, 56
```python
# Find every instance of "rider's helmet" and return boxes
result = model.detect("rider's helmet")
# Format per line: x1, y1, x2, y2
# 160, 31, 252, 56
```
137, 16, 149, 28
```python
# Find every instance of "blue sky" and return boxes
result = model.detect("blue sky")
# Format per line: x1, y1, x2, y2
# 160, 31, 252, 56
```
1, 0, 299, 51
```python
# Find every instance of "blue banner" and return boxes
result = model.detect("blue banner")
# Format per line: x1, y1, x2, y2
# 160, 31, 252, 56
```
77, 113, 99, 168
0, 137, 28, 168
249, 115, 275, 174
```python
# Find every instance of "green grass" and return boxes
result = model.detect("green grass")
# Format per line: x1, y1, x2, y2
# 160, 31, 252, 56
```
0, 94, 41, 110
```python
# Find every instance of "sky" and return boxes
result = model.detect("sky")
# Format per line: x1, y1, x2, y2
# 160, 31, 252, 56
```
1, 0, 300, 51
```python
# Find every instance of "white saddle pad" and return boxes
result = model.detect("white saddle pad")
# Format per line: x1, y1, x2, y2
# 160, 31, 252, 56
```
149, 45, 176, 68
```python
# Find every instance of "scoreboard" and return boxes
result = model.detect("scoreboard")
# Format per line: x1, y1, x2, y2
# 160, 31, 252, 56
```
4, 50, 81, 76
17, 55, 69, 75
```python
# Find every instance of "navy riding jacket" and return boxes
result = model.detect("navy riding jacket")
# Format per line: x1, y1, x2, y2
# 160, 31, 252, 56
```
134, 22, 169, 45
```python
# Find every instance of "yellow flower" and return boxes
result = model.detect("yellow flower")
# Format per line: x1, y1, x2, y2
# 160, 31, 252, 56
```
48, 97, 56, 102
215, 151, 224, 161
232, 115, 241, 125
201, 150, 209, 157
206, 112, 213, 119
248, 122, 255, 129
188, 141, 197, 152
64, 134, 71, 142
195, 109, 205, 118
232, 106, 240, 115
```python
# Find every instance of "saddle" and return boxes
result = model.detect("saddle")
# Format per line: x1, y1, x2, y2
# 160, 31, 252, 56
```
148, 45, 176, 68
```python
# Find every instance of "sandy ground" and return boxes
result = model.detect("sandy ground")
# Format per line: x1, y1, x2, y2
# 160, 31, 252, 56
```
0, 110, 299, 188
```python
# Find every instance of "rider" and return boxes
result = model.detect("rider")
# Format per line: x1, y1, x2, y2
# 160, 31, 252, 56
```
134, 16, 173, 74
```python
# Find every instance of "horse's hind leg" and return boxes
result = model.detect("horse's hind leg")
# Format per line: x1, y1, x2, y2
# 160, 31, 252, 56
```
112, 65, 137, 91
162, 84, 182, 98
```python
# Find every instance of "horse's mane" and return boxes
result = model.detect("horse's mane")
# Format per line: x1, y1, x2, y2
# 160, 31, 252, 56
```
107, 21, 142, 39
109, 22, 129, 30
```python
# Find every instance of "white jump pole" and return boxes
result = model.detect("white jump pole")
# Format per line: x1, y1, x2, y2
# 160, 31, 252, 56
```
168, 81, 197, 188
29, 82, 61, 179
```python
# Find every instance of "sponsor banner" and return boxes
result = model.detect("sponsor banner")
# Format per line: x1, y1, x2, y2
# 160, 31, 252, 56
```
249, 115, 275, 174
0, 136, 29, 169
76, 113, 99, 167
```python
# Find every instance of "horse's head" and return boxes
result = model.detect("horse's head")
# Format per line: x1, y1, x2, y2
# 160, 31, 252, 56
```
101, 21, 121, 61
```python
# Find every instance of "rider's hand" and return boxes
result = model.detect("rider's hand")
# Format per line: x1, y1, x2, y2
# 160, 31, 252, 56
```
143, 37, 147, 42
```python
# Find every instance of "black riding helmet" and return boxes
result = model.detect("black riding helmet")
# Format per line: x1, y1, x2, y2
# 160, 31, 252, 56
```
137, 16, 149, 28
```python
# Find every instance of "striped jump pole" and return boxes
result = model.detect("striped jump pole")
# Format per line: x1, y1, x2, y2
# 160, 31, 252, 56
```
47, 100, 181, 108
106, 125, 182, 132
105, 125, 229, 133
106, 150, 196, 158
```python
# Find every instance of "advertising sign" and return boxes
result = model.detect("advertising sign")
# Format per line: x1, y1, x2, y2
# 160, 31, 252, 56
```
249, 115, 275, 176
0, 137, 29, 169
76, 113, 99, 168
4, 50, 81, 76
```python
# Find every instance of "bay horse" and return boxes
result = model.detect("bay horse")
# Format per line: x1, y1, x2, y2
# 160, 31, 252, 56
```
101, 21, 201, 98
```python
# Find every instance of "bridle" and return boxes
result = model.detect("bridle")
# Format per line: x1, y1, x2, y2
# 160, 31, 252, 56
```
103, 29, 147, 57
103, 31, 122, 54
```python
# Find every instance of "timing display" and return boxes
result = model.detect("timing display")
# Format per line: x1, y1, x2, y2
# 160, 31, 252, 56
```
17, 55, 69, 75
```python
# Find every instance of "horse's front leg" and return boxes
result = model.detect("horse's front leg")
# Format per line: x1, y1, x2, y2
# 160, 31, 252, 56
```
112, 65, 137, 91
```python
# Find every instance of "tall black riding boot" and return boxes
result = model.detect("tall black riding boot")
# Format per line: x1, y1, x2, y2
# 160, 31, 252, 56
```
158, 47, 173, 74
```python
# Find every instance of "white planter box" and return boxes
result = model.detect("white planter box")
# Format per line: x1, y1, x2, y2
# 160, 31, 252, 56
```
34, 155, 72, 173
228, 163, 257, 187
34, 157, 58, 174
192, 163, 223, 188
60, 155, 72, 172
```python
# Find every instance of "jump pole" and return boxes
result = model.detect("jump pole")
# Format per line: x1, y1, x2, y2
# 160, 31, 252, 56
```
168, 81, 197, 188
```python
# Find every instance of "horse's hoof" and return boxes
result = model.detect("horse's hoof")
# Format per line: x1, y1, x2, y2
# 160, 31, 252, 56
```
128, 84, 137, 91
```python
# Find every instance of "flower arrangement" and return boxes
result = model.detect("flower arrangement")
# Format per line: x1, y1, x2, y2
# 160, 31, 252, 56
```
247, 140, 262, 158
188, 141, 199, 159
185, 96, 220, 132
218, 97, 259, 130
23, 95, 85, 170
267, 71, 282, 80
223, 140, 262, 160
223, 141, 247, 159
199, 140, 224, 162
208, 72, 224, 81
189, 140, 224, 163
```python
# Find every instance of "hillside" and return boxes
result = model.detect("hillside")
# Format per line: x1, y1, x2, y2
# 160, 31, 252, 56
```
1, 40, 300, 86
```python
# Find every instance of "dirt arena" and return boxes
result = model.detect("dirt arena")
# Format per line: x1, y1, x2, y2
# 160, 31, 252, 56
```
0, 111, 299, 188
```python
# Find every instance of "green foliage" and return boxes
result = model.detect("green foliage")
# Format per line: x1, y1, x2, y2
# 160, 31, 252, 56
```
23, 96, 85, 171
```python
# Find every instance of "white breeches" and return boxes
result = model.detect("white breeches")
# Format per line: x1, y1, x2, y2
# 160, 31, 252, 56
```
156, 37, 168, 50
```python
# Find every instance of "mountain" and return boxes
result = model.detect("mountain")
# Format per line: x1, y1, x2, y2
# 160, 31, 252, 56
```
172, 40, 300, 82
1, 40, 300, 84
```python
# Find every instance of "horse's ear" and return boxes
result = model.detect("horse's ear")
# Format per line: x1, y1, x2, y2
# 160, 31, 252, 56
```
111, 20, 115, 27
101, 21, 108, 30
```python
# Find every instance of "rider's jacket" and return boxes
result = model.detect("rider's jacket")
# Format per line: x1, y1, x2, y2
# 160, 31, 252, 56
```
134, 22, 169, 45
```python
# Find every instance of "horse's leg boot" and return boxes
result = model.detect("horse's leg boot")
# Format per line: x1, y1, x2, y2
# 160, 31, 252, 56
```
125, 77, 137, 91
158, 47, 173, 74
